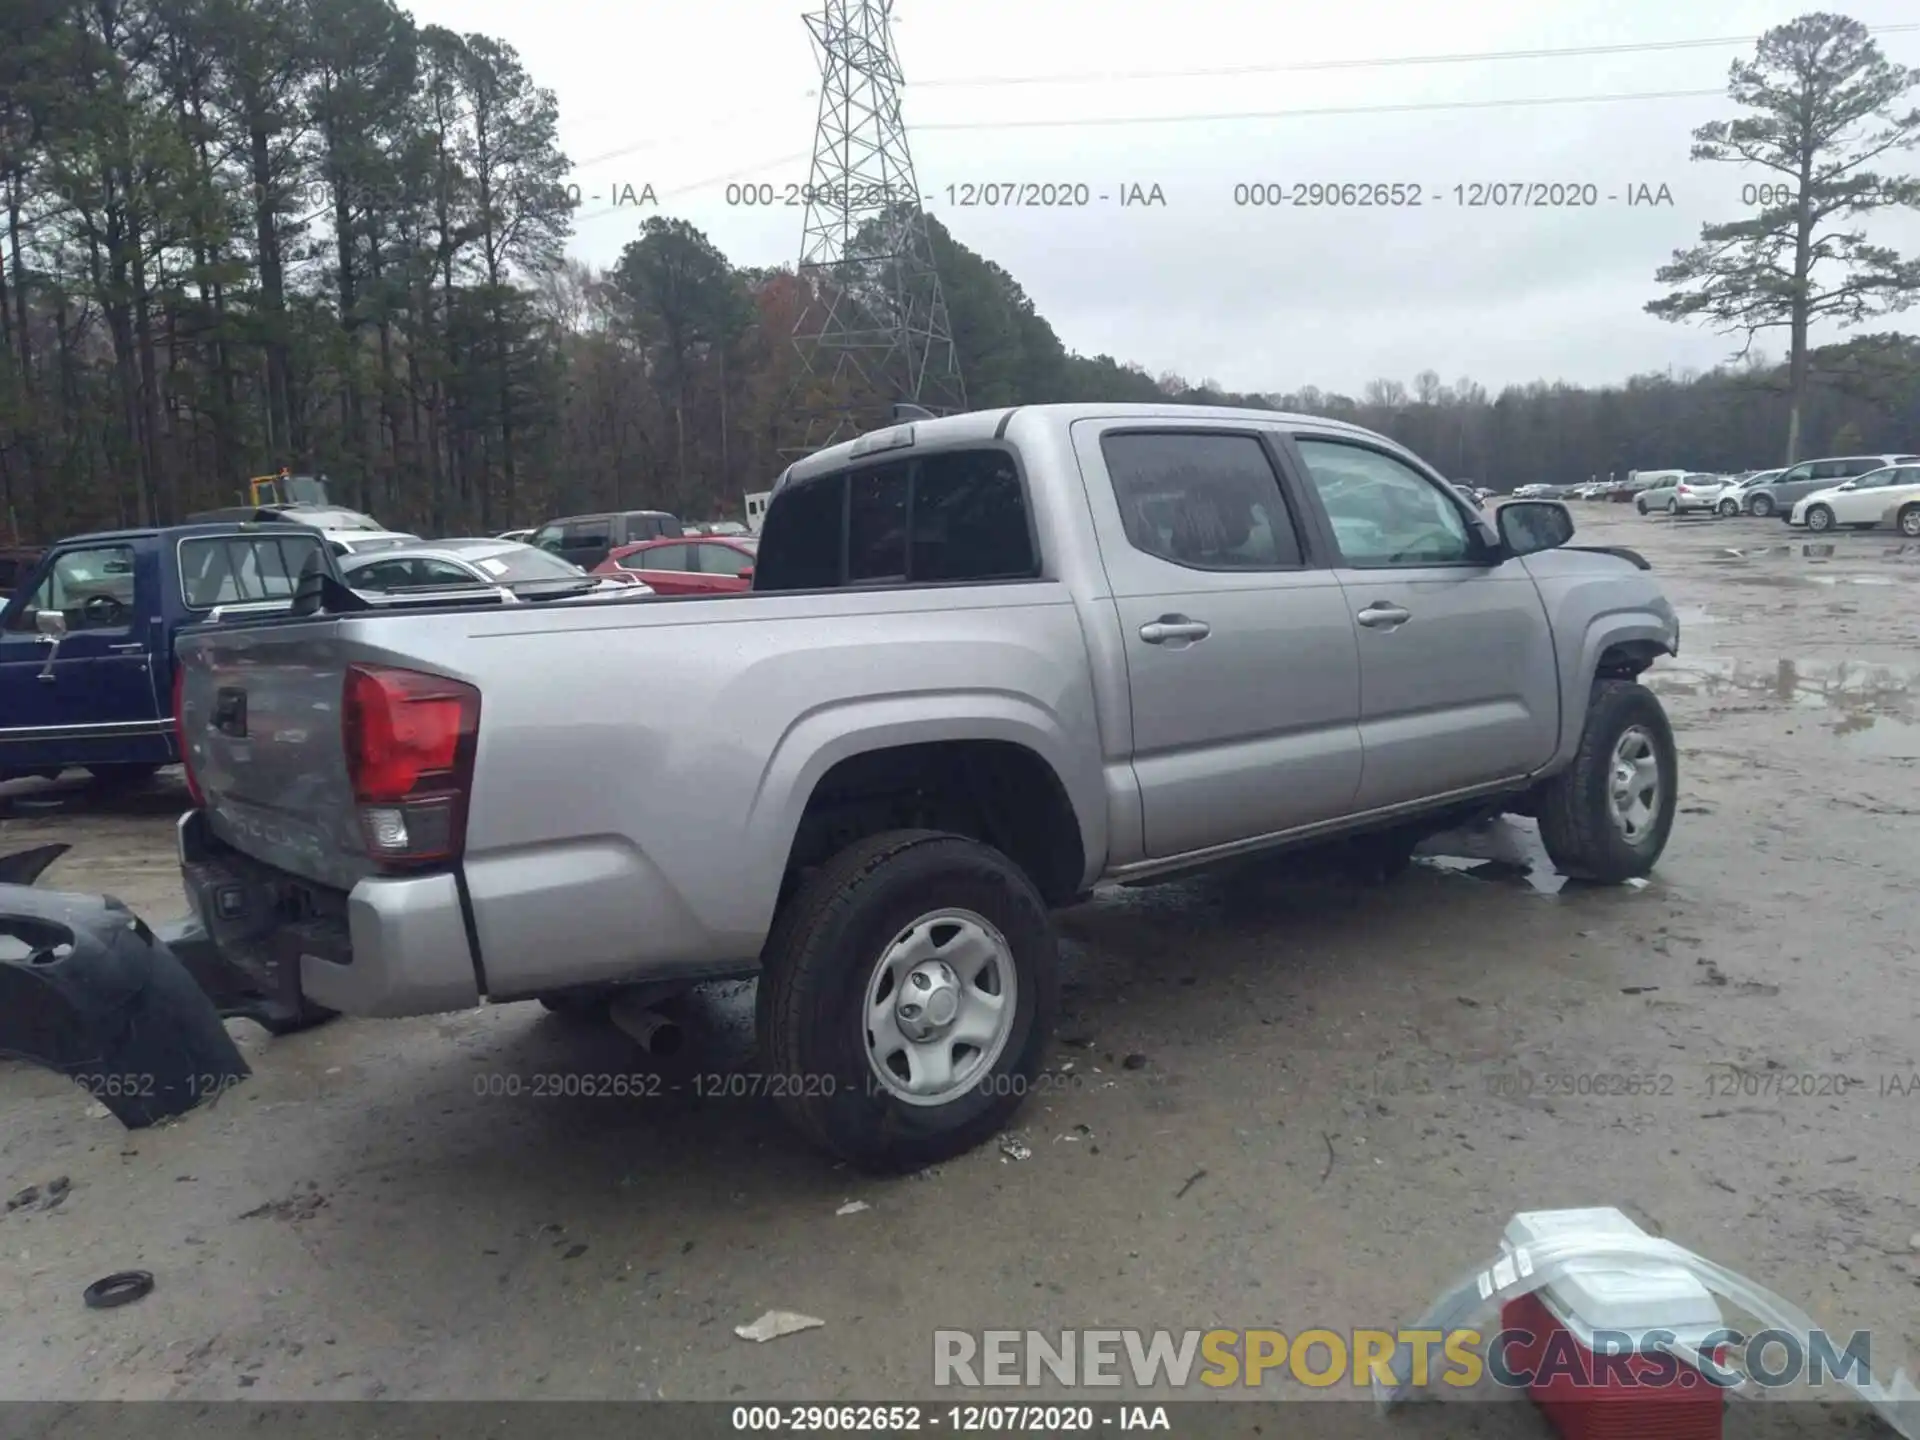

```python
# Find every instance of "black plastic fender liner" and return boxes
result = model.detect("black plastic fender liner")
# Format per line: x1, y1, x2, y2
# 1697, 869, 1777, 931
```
0, 879, 249, 1128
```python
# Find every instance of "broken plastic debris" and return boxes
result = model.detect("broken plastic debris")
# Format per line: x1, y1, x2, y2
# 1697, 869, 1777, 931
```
1623, 877, 1650, 890
835, 1201, 870, 1216
734, 1310, 825, 1343
1000, 1139, 1032, 1162
83, 1102, 110, 1120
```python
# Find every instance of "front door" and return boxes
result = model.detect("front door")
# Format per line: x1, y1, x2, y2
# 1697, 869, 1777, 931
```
1073, 422, 1364, 859
0, 541, 161, 772
1285, 438, 1560, 812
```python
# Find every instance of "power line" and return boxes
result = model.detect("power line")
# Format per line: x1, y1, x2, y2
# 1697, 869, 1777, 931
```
912, 86, 1732, 132
912, 23, 1920, 89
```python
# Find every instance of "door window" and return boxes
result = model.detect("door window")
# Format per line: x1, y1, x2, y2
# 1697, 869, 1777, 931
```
1101, 432, 1303, 570
532, 524, 565, 552
5, 545, 137, 631
564, 518, 609, 551
630, 544, 691, 572
1294, 441, 1475, 567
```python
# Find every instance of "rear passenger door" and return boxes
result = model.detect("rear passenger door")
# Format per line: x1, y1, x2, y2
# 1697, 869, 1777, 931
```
1072, 423, 1363, 859
1283, 437, 1559, 810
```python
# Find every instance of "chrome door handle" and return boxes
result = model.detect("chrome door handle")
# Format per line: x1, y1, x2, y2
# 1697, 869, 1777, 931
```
1355, 602, 1411, 628
107, 641, 146, 652
1139, 616, 1211, 644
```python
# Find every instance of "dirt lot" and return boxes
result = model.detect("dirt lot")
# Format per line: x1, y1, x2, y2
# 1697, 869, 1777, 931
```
1, 506, 1915, 1427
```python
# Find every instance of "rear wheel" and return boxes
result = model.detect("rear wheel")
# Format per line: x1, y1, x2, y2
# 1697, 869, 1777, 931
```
1804, 504, 1834, 533
1899, 504, 1920, 539
756, 830, 1058, 1172
1536, 681, 1677, 883
1718, 498, 1740, 517
1750, 492, 1775, 517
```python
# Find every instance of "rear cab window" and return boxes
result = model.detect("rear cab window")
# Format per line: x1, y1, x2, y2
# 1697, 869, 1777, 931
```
753, 448, 1038, 592
179, 533, 327, 609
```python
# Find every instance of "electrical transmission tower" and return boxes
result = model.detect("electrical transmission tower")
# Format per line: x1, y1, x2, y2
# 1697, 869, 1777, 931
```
783, 0, 964, 457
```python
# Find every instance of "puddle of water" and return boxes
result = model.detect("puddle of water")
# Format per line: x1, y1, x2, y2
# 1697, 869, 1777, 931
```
1803, 574, 1899, 587
1830, 713, 1920, 759
1645, 656, 1916, 711
1708, 543, 1840, 561
1415, 817, 1570, 895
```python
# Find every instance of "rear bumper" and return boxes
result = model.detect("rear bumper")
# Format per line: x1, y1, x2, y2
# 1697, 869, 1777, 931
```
177, 810, 479, 1017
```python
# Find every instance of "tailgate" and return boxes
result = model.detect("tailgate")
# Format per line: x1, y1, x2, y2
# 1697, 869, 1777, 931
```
176, 621, 373, 892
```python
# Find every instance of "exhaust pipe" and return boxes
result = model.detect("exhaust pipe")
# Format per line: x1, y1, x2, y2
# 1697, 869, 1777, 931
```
608, 991, 684, 1057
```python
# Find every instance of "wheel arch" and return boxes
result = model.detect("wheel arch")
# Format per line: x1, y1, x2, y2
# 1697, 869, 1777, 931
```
751, 700, 1102, 913
1544, 614, 1677, 772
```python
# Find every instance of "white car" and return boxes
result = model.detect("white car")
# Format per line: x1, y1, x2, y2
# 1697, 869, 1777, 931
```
1790, 463, 1920, 533
339, 538, 652, 601
1670, 474, 1732, 514
1715, 469, 1783, 516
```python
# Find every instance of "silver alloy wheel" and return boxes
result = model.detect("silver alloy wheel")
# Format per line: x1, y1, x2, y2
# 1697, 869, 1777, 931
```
1719, 499, 1738, 516
863, 907, 1017, 1107
1902, 508, 1920, 538
1806, 506, 1832, 532
1607, 726, 1661, 844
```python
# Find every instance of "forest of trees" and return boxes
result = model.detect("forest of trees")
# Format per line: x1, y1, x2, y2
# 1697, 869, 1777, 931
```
3, 1, 1919, 546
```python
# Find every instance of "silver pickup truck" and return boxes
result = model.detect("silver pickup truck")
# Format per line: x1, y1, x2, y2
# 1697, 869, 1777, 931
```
173, 403, 1681, 1170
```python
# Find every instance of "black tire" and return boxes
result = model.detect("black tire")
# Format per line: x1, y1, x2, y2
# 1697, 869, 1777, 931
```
1666, 499, 1679, 515
756, 829, 1058, 1172
85, 762, 162, 788
1804, 504, 1833, 533
1899, 504, 1920, 539
1718, 499, 1739, 517
1635, 499, 1648, 515
1536, 680, 1678, 883
1750, 492, 1775, 517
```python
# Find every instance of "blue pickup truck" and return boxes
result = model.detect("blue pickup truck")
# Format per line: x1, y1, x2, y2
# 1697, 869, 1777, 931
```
0, 522, 333, 788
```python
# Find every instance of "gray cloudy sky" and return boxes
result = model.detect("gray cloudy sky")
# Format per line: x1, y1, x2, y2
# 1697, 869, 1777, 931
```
408, 0, 1920, 396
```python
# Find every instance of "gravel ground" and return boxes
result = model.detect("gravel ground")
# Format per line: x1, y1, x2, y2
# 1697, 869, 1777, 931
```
0, 507, 1915, 1432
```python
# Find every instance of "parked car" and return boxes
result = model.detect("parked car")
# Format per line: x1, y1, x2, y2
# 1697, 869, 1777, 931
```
530, 510, 682, 569
1715, 469, 1782, 516
340, 539, 648, 601
495, 528, 534, 544
1636, 473, 1725, 515
184, 501, 418, 556
0, 545, 44, 600
173, 403, 1681, 1170
1741, 453, 1920, 518
1789, 463, 1920, 532
1, 522, 333, 787
592, 536, 758, 594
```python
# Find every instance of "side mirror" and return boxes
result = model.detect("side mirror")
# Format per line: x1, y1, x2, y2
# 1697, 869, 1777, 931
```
36, 609, 67, 639
736, 566, 755, 583
1497, 500, 1575, 557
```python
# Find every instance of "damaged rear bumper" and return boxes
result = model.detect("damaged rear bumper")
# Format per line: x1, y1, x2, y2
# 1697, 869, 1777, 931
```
0, 847, 249, 1128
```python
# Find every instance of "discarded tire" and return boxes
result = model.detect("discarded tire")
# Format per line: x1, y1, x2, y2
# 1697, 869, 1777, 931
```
83, 1271, 154, 1309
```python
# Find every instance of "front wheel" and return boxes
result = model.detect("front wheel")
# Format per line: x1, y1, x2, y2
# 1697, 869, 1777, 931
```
1635, 498, 1648, 515
1666, 499, 1679, 515
756, 830, 1058, 1172
1536, 680, 1678, 883
1804, 504, 1834, 533
1750, 493, 1775, 517
1718, 499, 1740, 517
1899, 504, 1920, 539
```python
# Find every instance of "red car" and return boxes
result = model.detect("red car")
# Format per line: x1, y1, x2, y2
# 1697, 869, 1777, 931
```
593, 535, 757, 594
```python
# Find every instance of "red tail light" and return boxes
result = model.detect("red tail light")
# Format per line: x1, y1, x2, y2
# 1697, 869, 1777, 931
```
342, 664, 480, 869
172, 662, 206, 807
